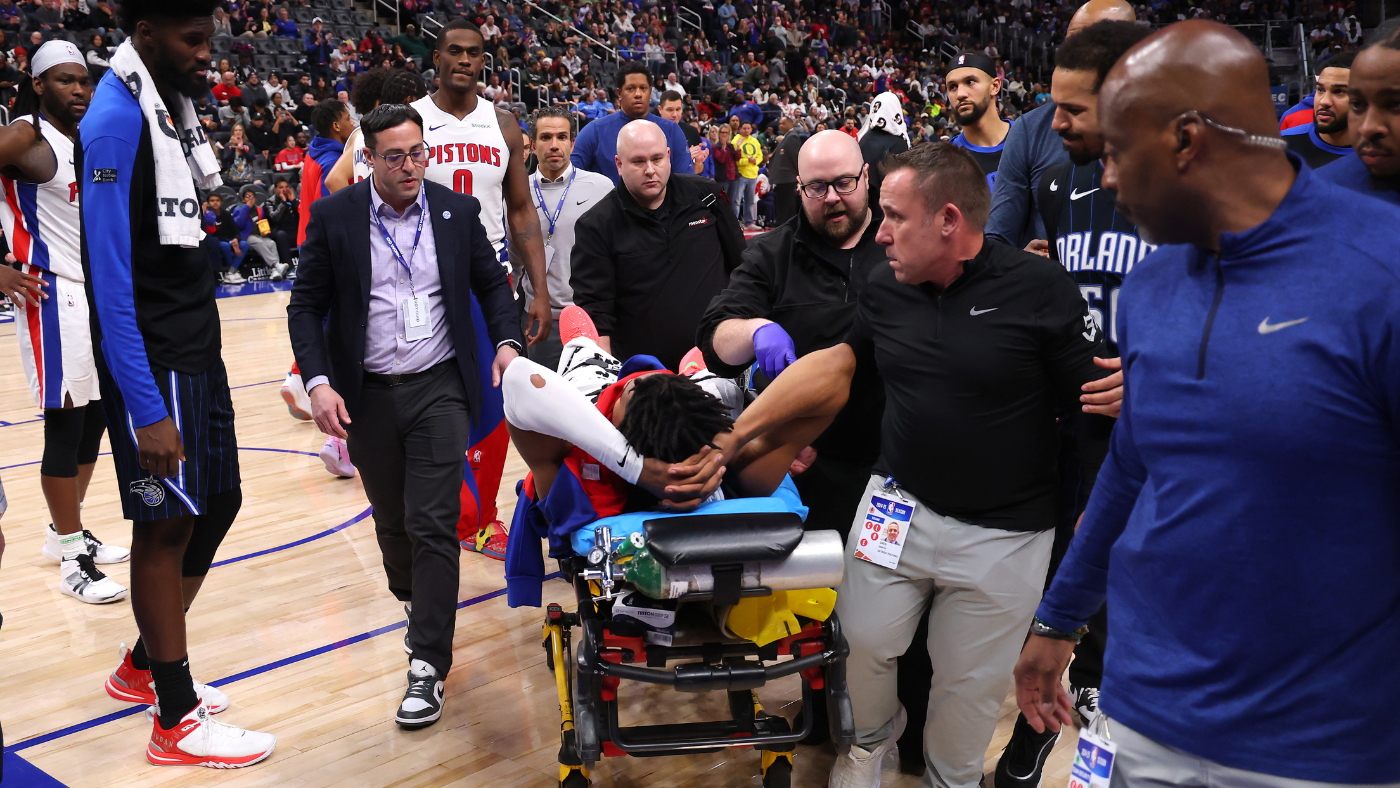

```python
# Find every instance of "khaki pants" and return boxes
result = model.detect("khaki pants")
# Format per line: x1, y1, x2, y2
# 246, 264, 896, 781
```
835, 474, 1053, 788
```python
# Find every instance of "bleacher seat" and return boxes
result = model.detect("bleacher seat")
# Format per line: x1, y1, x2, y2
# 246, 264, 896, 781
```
253, 38, 277, 53
291, 8, 315, 23
254, 55, 278, 72
277, 55, 302, 73
273, 37, 300, 54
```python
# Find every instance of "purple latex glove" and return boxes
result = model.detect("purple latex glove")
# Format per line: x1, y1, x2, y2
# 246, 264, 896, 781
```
753, 322, 797, 380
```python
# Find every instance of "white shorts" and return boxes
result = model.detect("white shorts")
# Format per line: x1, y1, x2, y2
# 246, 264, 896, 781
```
13, 271, 99, 409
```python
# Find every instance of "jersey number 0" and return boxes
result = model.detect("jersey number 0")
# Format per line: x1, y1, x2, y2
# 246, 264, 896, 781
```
452, 169, 473, 195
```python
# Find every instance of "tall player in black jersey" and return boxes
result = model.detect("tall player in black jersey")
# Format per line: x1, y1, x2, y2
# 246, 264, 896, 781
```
947, 52, 1012, 189
995, 20, 1153, 788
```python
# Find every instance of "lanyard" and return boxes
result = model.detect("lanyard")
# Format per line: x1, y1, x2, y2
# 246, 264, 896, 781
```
372, 191, 427, 289
533, 168, 576, 238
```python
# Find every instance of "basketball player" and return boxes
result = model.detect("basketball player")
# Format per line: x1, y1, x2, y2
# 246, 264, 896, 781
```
995, 22, 1151, 788
0, 41, 131, 604
411, 18, 552, 557
947, 52, 1012, 189
1320, 30, 1400, 206
1282, 53, 1355, 169
81, 0, 275, 766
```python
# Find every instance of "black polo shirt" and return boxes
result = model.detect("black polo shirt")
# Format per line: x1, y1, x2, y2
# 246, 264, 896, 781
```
845, 238, 1109, 531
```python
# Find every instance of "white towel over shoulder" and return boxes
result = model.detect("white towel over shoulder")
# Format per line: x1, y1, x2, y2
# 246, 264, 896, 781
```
108, 41, 222, 247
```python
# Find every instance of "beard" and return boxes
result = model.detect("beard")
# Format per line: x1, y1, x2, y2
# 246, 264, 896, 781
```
151, 51, 208, 100
1315, 111, 1347, 135
954, 98, 989, 127
1060, 131, 1103, 166
807, 197, 869, 246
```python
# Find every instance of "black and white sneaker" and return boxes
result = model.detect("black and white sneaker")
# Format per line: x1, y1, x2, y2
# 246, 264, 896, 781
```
395, 658, 444, 729
994, 714, 1059, 788
59, 554, 129, 604
1072, 685, 1100, 726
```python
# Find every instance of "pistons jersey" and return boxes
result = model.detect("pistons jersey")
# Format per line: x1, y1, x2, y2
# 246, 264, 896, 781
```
1037, 160, 1156, 355
411, 95, 509, 269
350, 127, 372, 185
0, 114, 81, 282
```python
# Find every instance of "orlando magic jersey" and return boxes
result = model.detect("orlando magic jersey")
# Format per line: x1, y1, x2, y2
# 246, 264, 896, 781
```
950, 120, 1012, 190
1039, 160, 1155, 355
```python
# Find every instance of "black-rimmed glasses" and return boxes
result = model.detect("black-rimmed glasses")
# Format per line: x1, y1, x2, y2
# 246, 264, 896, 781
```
800, 172, 863, 199
371, 147, 430, 169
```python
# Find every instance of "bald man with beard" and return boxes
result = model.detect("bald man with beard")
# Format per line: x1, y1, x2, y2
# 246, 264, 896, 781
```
984, 0, 1136, 249
570, 120, 744, 371
1013, 21, 1400, 787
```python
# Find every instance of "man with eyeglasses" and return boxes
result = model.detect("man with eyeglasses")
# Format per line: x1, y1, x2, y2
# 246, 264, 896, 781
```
1015, 21, 1400, 786
288, 104, 524, 731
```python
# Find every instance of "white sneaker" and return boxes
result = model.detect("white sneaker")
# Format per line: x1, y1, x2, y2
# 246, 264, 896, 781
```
147, 699, 276, 768
109, 644, 230, 713
222, 271, 247, 285
396, 659, 444, 729
42, 524, 131, 564
59, 554, 129, 604
319, 436, 355, 478
557, 337, 621, 402
269, 263, 288, 281
281, 372, 313, 421
829, 704, 906, 788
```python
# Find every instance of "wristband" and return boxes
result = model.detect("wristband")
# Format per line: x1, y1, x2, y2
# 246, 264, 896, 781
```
1030, 616, 1088, 643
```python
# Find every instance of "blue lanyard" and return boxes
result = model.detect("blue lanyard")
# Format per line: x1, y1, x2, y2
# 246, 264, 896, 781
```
533, 168, 576, 238
372, 191, 427, 285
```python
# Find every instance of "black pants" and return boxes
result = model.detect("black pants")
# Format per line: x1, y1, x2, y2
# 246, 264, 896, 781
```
773, 182, 798, 227
346, 360, 471, 678
272, 229, 297, 268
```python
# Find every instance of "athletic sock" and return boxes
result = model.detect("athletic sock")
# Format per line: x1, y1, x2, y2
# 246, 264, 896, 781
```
150, 656, 199, 729
131, 637, 151, 670
59, 531, 86, 561
502, 357, 645, 484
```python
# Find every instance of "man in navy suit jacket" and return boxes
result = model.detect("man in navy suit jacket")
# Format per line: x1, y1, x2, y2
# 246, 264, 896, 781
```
287, 104, 523, 730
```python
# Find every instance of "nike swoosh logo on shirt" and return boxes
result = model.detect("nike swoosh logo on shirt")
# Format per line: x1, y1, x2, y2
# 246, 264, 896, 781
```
1070, 188, 1100, 200
1048, 180, 1058, 192
576, 199, 588, 205
428, 124, 447, 131
1258, 316, 1308, 334
970, 307, 998, 316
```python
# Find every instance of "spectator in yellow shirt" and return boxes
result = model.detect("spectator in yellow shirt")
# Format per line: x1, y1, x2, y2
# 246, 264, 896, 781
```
732, 121, 765, 229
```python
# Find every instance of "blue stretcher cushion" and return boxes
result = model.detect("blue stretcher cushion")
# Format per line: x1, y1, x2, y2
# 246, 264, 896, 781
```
569, 475, 809, 556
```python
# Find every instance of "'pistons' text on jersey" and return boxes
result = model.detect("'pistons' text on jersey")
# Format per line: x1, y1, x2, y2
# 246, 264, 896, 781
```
411, 95, 509, 269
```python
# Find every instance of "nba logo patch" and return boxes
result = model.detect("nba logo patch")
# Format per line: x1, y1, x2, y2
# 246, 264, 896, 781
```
129, 478, 165, 507
958, 54, 966, 65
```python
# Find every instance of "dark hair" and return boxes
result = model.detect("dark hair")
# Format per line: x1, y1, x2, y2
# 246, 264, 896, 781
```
882, 142, 991, 228
360, 103, 425, 151
379, 71, 427, 105
618, 60, 652, 85
1317, 50, 1356, 71
310, 98, 348, 137
437, 17, 484, 50
1054, 20, 1153, 92
529, 104, 576, 139
118, 0, 221, 30
618, 374, 734, 464
659, 89, 684, 106
349, 67, 392, 116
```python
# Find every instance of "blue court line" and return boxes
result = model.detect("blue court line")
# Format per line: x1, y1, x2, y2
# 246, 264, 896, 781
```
0, 415, 44, 428
2, 573, 563, 756
211, 506, 372, 567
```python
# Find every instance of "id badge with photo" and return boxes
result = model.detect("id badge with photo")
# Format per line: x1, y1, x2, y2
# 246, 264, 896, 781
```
402, 293, 433, 342
1068, 724, 1117, 788
854, 483, 914, 570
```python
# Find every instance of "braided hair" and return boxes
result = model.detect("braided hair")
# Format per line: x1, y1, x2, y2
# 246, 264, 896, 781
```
618, 374, 734, 464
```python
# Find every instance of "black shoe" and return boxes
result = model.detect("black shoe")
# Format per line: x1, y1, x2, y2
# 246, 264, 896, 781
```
1072, 685, 1100, 726
395, 659, 443, 729
994, 714, 1059, 788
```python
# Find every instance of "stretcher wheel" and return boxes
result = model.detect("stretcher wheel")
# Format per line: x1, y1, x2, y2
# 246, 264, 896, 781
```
761, 754, 793, 788
560, 768, 591, 787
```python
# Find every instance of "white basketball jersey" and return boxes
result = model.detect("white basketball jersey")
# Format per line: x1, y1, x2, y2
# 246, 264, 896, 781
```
349, 127, 372, 185
0, 115, 81, 282
411, 95, 509, 267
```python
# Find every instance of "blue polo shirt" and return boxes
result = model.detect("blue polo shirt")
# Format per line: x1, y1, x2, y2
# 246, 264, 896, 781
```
1318, 150, 1400, 207
570, 111, 694, 184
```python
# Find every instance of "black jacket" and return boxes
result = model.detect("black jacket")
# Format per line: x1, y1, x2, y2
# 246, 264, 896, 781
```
570, 172, 744, 371
267, 195, 299, 234
697, 209, 886, 464
286, 179, 523, 423
859, 128, 909, 209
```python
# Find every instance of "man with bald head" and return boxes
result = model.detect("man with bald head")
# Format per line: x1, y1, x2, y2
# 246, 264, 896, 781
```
1015, 20, 1400, 786
985, 0, 1136, 248
698, 129, 886, 536
1320, 28, 1400, 206
571, 120, 744, 370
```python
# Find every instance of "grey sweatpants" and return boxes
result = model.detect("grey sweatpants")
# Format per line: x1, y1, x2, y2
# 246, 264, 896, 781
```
835, 474, 1053, 788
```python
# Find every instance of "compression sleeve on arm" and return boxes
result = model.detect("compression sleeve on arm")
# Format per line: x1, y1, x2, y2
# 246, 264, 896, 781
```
83, 133, 168, 428
503, 357, 645, 484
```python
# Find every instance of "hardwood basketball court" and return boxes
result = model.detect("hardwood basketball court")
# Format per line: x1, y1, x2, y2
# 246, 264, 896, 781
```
0, 287, 1081, 787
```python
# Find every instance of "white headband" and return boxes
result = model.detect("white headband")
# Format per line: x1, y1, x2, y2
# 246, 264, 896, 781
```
32, 40, 86, 77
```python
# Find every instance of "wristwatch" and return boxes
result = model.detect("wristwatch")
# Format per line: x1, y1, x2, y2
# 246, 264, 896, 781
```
496, 339, 525, 355
1030, 617, 1089, 644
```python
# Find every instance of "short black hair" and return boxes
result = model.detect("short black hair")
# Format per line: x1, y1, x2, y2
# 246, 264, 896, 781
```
438, 17, 484, 50
310, 98, 348, 137
882, 141, 991, 228
379, 71, 427, 105
529, 105, 575, 139
360, 103, 424, 151
618, 60, 652, 85
1054, 20, 1154, 92
618, 374, 734, 464
349, 67, 392, 116
659, 89, 684, 106
1318, 50, 1357, 71
119, 0, 221, 31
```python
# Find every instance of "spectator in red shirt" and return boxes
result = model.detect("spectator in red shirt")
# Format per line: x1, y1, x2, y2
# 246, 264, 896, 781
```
273, 134, 305, 183
212, 70, 241, 105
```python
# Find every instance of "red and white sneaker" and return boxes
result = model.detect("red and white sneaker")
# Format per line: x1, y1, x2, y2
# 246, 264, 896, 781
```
559, 304, 600, 344
319, 436, 355, 478
475, 520, 508, 561
147, 699, 276, 768
677, 346, 707, 377
105, 644, 230, 713
280, 371, 313, 421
